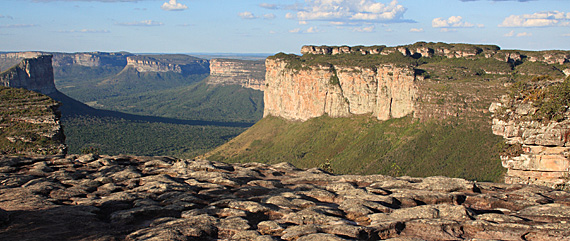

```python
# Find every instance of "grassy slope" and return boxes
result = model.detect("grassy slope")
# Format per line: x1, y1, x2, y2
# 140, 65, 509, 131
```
206, 115, 505, 182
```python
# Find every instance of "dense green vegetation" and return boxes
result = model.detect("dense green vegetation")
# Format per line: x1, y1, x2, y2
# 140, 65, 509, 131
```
207, 115, 505, 182
63, 115, 246, 158
56, 66, 208, 103
95, 80, 264, 123
0, 86, 63, 155
508, 76, 570, 121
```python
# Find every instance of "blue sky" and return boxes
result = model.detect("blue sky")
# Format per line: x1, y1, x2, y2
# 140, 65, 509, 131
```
0, 0, 568, 54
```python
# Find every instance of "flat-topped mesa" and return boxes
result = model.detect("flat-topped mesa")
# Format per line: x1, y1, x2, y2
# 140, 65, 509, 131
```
490, 82, 570, 189
52, 52, 130, 68
264, 56, 419, 121
0, 54, 57, 95
207, 58, 266, 91
301, 42, 570, 65
125, 55, 209, 75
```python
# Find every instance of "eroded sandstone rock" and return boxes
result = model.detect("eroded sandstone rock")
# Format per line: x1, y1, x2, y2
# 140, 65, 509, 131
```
0, 154, 569, 240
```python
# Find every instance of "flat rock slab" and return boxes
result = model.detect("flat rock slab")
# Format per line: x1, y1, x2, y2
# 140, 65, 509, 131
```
0, 154, 569, 240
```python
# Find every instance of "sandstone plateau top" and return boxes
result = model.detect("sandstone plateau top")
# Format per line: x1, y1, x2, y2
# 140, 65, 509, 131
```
1, 154, 570, 240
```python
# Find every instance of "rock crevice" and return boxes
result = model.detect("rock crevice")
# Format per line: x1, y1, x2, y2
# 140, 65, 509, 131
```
1, 155, 569, 240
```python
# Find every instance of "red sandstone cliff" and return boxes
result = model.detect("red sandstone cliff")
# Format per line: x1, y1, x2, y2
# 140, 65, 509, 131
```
263, 58, 419, 121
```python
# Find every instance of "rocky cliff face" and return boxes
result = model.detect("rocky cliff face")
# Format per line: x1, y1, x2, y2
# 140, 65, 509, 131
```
0, 86, 66, 155
264, 58, 419, 121
1, 154, 569, 240
491, 85, 570, 189
301, 42, 570, 66
207, 59, 266, 91
125, 55, 209, 75
0, 55, 57, 95
51, 52, 130, 67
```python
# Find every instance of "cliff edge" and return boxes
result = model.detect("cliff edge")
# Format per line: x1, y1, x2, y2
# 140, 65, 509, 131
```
0, 54, 57, 95
264, 55, 419, 121
0, 86, 66, 155
207, 58, 266, 91
491, 78, 570, 189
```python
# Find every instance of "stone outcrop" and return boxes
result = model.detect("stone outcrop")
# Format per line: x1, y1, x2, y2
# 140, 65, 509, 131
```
491, 93, 570, 189
301, 42, 569, 66
125, 55, 209, 75
1, 154, 569, 240
264, 58, 419, 121
0, 55, 57, 95
51, 52, 130, 68
0, 86, 66, 155
207, 58, 266, 91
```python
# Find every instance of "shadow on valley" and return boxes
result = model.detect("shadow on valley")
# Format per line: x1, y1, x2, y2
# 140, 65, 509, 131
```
47, 91, 252, 158
48, 91, 254, 128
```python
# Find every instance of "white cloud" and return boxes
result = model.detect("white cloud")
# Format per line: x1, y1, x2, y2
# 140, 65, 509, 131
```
259, 3, 278, 9
33, 0, 142, 2
353, 25, 375, 32
499, 11, 570, 27
504, 30, 515, 37
59, 29, 110, 33
299, 21, 308, 25
563, 33, 570, 37
432, 16, 476, 28
460, 0, 534, 1
306, 26, 320, 33
161, 0, 188, 11
263, 13, 276, 20
116, 20, 164, 26
0, 24, 38, 28
289, 28, 301, 33
288, 0, 410, 24
517, 32, 532, 37
409, 28, 423, 32
239, 12, 257, 19
439, 28, 458, 32
285, 13, 295, 19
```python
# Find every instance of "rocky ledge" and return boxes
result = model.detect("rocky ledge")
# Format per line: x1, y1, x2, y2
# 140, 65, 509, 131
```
1, 154, 570, 240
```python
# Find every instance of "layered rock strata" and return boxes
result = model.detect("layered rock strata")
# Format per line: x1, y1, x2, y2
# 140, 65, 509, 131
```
491, 99, 570, 189
207, 59, 266, 91
1, 154, 569, 240
264, 58, 418, 121
126, 55, 209, 75
0, 87, 66, 155
0, 55, 57, 95
301, 43, 570, 66
51, 52, 130, 68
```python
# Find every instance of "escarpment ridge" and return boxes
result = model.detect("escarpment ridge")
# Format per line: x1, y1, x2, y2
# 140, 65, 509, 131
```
264, 58, 417, 121
264, 42, 570, 122
207, 58, 266, 91
0, 54, 57, 95
301, 42, 570, 65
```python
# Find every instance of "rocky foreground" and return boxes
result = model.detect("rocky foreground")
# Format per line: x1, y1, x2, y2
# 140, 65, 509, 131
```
1, 155, 570, 240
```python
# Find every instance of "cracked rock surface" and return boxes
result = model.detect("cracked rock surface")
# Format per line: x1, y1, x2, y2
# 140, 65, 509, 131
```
1, 154, 570, 240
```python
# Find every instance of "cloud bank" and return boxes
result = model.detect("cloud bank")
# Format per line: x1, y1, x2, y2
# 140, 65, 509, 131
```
161, 0, 188, 11
116, 20, 164, 26
287, 0, 410, 24
500, 11, 570, 27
